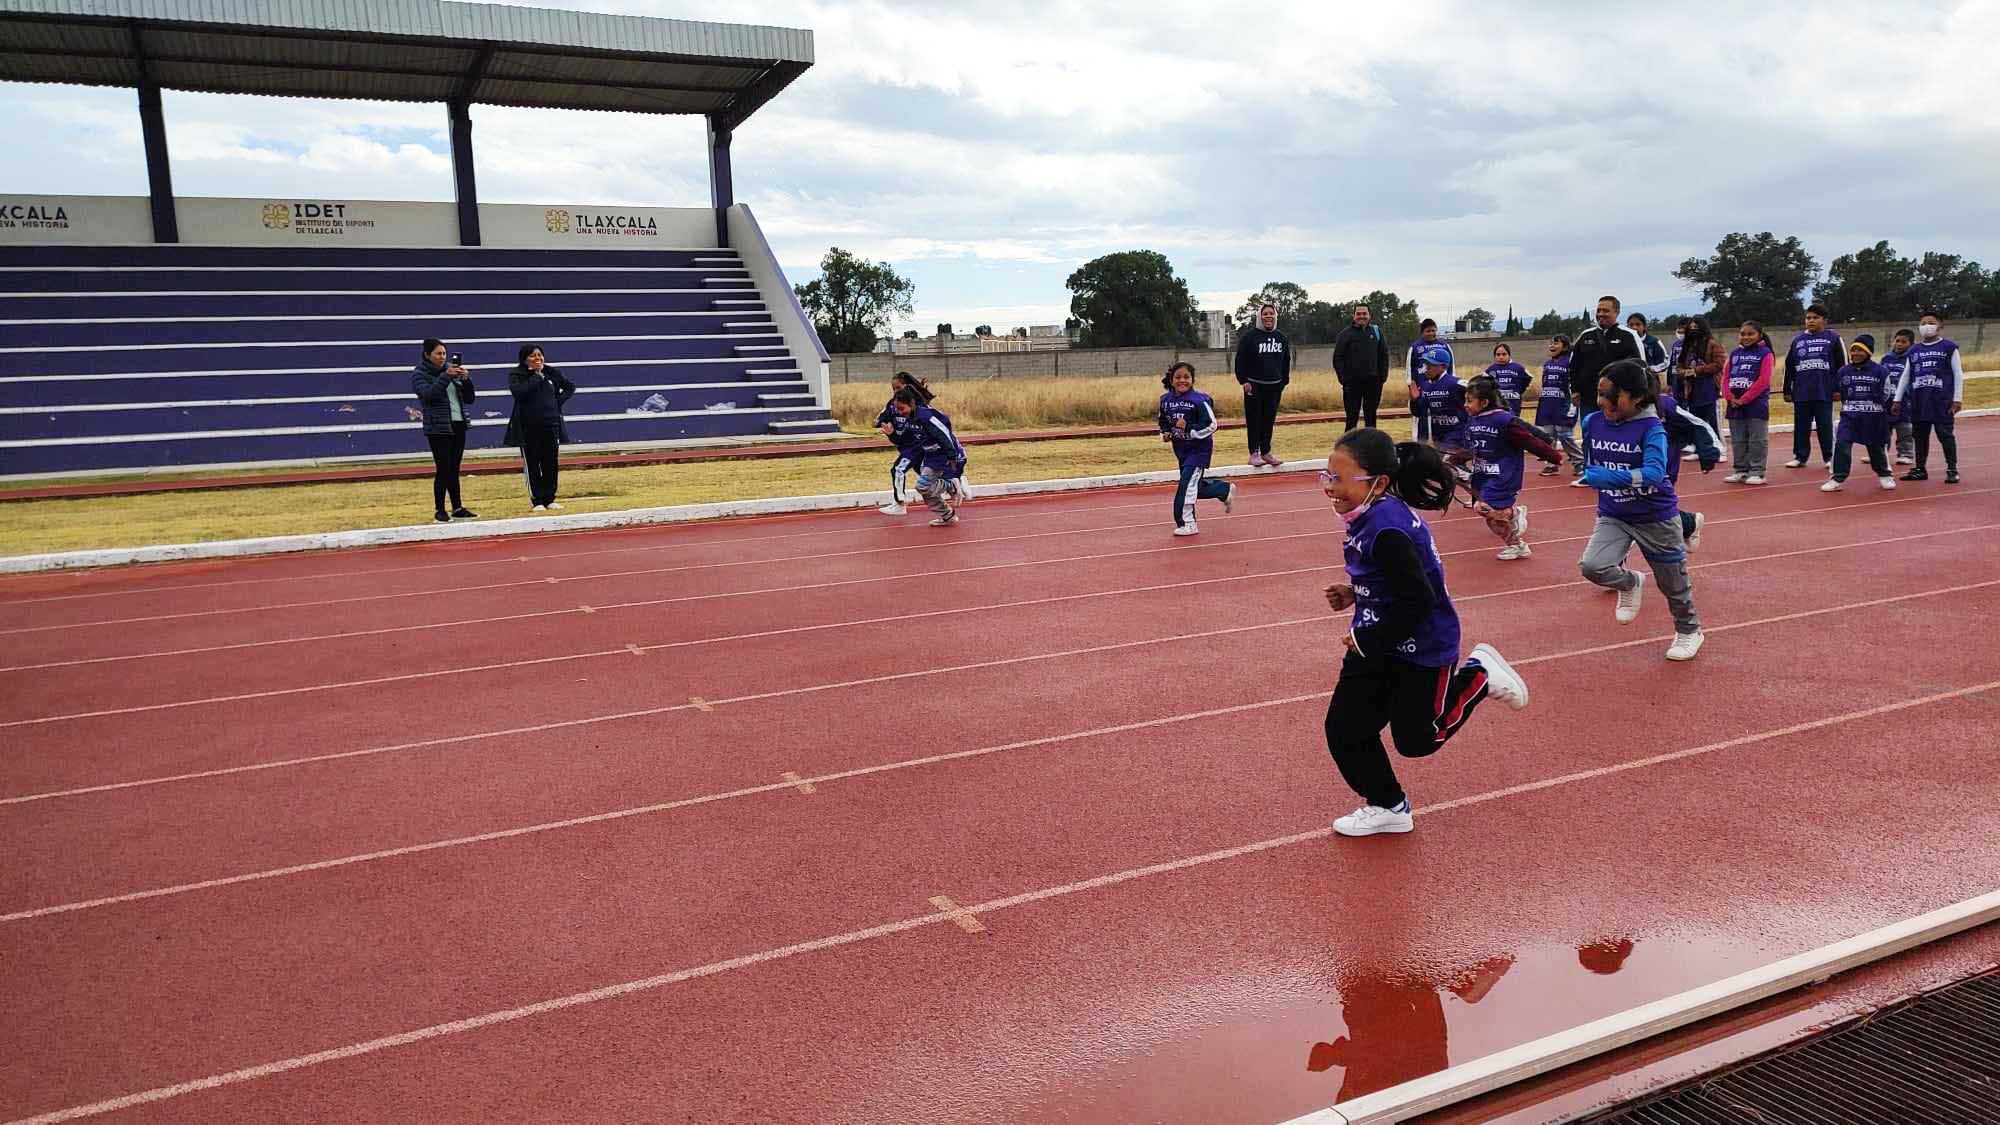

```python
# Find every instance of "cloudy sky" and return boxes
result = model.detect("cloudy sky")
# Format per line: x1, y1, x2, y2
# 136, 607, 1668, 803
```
3, 0, 1996, 334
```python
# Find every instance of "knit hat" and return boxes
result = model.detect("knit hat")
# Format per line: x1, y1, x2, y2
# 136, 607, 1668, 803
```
1850, 333, 1875, 357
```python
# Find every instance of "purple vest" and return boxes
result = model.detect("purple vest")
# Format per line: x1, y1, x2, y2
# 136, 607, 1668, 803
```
1483, 362, 1532, 414
1787, 329, 1843, 401
1460, 408, 1525, 499
1416, 373, 1467, 440
1534, 353, 1575, 426
1583, 410, 1678, 525
1902, 339, 1959, 423
1344, 495, 1460, 668
1726, 345, 1772, 421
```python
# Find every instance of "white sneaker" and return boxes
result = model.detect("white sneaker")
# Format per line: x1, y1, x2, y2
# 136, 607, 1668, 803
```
1744, 475, 1766, 485
1686, 511, 1706, 552
1681, 451, 1699, 461
1897, 454, 1916, 465
1222, 481, 1237, 514
532, 504, 547, 512
1784, 459, 1804, 469
929, 511, 959, 526
1569, 478, 1591, 488
1878, 476, 1898, 491
1666, 630, 1706, 661
1723, 472, 1746, 483
1496, 542, 1531, 560
1615, 572, 1647, 624
1512, 504, 1529, 539
545, 501, 563, 511
1820, 479, 1843, 492
1470, 642, 1529, 710
1173, 523, 1200, 536
878, 503, 908, 515
1334, 803, 1414, 837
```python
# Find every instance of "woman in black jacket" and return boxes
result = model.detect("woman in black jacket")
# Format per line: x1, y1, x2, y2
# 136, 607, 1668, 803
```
411, 338, 477, 522
505, 343, 576, 511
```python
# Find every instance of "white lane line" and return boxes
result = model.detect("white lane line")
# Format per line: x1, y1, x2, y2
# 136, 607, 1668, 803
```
928, 896, 987, 934
13, 677, 1995, 1125
2, 485, 1991, 677
5, 574, 1992, 921
4, 510, 1993, 759
688, 697, 714, 713
780, 771, 816, 795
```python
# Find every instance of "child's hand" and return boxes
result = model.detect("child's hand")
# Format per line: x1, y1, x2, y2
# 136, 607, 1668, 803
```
1324, 583, 1355, 611
1341, 632, 1358, 653
1174, 416, 1187, 430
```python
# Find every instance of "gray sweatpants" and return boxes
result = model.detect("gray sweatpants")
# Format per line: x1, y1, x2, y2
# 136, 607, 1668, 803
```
916, 469, 956, 517
1893, 420, 1916, 461
1729, 416, 1768, 475
1579, 515, 1701, 634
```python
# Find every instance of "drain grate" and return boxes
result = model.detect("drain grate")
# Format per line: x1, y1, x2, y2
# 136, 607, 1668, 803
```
1582, 970, 2000, 1124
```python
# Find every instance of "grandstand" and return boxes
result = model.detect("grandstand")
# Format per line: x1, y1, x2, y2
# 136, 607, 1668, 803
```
0, 0, 838, 478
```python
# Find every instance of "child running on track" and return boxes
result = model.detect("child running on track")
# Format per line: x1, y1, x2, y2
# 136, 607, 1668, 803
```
1823, 335, 1898, 493
891, 385, 968, 526
1406, 319, 1454, 443
1320, 429, 1530, 837
1484, 344, 1533, 416
1410, 339, 1468, 451
875, 372, 930, 515
1578, 360, 1706, 661
1450, 375, 1563, 560
1158, 362, 1238, 536
1534, 334, 1578, 478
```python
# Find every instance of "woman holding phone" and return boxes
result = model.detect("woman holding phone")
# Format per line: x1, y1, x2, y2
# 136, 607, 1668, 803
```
506, 343, 576, 511
411, 338, 477, 522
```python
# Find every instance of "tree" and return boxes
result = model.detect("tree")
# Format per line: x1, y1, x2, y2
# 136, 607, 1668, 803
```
1461, 307, 1495, 332
1974, 269, 2000, 318
974, 325, 993, 337
1288, 300, 1347, 345
1503, 306, 1524, 337
1673, 231, 1818, 327
1334, 290, 1423, 350
1530, 309, 1591, 337
792, 246, 914, 356
1813, 240, 1916, 321
1908, 252, 1985, 318
1065, 250, 1201, 348
1233, 281, 1313, 328
901, 329, 919, 340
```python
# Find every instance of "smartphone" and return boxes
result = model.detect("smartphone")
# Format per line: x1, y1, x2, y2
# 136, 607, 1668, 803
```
449, 353, 463, 366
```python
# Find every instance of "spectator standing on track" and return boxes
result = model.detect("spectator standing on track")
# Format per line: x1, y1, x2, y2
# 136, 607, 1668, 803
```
1650, 368, 1720, 551
411, 338, 477, 523
1319, 428, 1530, 837
505, 344, 575, 513
1628, 313, 1669, 378
1822, 335, 1897, 493
1405, 319, 1454, 443
1577, 360, 1705, 661
1675, 318, 1727, 464
1722, 322, 1776, 484
1331, 303, 1391, 432
1568, 296, 1646, 428
1782, 304, 1842, 469
891, 385, 968, 526
1157, 362, 1237, 536
1234, 302, 1292, 468
1534, 334, 1578, 477
1882, 329, 1919, 465
875, 371, 931, 515
1483, 343, 1533, 415
1892, 311, 1965, 483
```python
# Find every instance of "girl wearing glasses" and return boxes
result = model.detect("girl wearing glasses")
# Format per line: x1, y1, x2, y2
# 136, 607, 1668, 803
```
1319, 429, 1530, 838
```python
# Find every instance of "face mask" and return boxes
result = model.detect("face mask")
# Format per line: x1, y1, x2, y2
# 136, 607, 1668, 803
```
1919, 324, 1939, 339
1337, 481, 1385, 526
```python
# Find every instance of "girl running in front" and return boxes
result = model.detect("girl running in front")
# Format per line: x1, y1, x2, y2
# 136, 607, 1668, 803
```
1578, 360, 1706, 661
1534, 334, 1580, 479
1453, 375, 1563, 560
1823, 335, 1898, 493
1158, 362, 1238, 536
890, 385, 968, 526
875, 371, 931, 515
1320, 429, 1530, 837
1722, 321, 1775, 485
1484, 344, 1533, 416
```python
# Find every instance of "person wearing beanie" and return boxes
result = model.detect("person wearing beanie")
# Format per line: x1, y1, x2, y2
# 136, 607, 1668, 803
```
1823, 334, 1896, 492
1233, 301, 1293, 468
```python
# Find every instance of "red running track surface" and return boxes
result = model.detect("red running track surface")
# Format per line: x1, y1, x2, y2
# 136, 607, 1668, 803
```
2, 420, 1998, 1123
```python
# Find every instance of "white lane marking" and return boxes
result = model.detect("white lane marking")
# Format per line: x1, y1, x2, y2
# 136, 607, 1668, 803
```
780, 772, 816, 795
928, 896, 987, 934
5, 575, 1992, 922
13, 677, 1995, 1125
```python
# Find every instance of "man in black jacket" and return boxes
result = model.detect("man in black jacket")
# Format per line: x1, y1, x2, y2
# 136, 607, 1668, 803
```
1568, 295, 1646, 423
1331, 304, 1391, 431
1234, 301, 1292, 467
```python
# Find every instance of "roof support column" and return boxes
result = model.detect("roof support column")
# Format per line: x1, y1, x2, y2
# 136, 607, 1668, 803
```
131, 26, 177, 243
447, 97, 481, 246
706, 115, 733, 248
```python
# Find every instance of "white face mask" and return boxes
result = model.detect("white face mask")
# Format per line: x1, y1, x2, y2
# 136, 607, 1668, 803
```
1919, 323, 1940, 339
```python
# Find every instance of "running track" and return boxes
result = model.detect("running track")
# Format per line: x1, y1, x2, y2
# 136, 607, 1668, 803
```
3, 420, 1998, 1123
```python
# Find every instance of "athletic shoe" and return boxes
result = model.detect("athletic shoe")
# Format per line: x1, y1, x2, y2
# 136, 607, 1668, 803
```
1540, 463, 1560, 476
451, 508, 478, 519
929, 511, 959, 527
1681, 451, 1699, 461
1946, 469, 1961, 484
1265, 453, 1285, 469
1896, 454, 1916, 465
955, 476, 974, 501
1665, 630, 1706, 662
1744, 475, 1765, 486
1568, 478, 1591, 488
1784, 458, 1805, 469
433, 510, 450, 522
532, 504, 548, 511
1249, 453, 1268, 467
1496, 542, 1531, 560
1511, 504, 1529, 540
1820, 479, 1842, 492
1723, 472, 1746, 483
546, 502, 563, 511
1222, 481, 1237, 514
877, 503, 907, 515
1902, 468, 1928, 481
1686, 511, 1706, 552
1878, 476, 1898, 491
1173, 523, 1200, 537
1334, 803, 1414, 837
1615, 572, 1647, 624
1470, 642, 1529, 710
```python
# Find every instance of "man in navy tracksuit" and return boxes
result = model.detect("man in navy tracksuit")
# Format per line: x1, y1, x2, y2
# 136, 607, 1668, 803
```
1782, 304, 1842, 469
1234, 302, 1292, 467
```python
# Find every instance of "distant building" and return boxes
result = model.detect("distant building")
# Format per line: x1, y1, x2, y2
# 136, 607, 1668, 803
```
893, 327, 1071, 354
1193, 309, 1231, 349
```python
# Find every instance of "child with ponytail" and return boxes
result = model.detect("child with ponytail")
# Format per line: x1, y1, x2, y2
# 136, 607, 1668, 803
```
1158, 362, 1238, 535
875, 371, 932, 515
1320, 429, 1530, 837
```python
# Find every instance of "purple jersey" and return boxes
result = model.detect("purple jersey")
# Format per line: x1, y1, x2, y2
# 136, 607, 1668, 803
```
1583, 410, 1679, 525
1483, 362, 1532, 414
1726, 344, 1773, 421
1459, 407, 1526, 505
1835, 360, 1892, 447
1534, 352, 1576, 427
1344, 494, 1460, 667
1158, 388, 1218, 468
1901, 338, 1960, 423
1787, 329, 1843, 401
1415, 372, 1468, 441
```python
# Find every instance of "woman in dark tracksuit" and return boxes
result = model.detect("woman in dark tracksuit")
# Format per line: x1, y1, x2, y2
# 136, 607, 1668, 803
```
411, 338, 477, 522
506, 343, 576, 511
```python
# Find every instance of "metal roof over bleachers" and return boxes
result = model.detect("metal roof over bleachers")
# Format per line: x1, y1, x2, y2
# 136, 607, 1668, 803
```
0, 0, 813, 125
